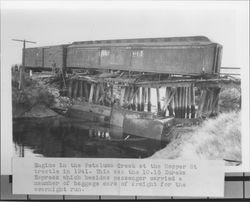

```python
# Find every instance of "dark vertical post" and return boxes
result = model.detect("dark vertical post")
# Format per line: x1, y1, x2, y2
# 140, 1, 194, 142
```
187, 87, 191, 118
147, 88, 151, 112
89, 83, 95, 103
184, 87, 188, 118
95, 84, 100, 104
156, 87, 161, 114
191, 85, 196, 118
120, 87, 126, 107
84, 81, 89, 101
127, 86, 133, 110
136, 87, 140, 111
79, 80, 83, 101
110, 84, 113, 107
68, 79, 73, 97
73, 80, 79, 99
141, 87, 145, 111
132, 86, 137, 111
167, 87, 174, 116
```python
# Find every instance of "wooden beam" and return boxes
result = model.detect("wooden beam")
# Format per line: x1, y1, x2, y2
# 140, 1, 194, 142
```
84, 81, 89, 101
187, 87, 191, 119
132, 86, 137, 110
174, 87, 179, 118
141, 87, 145, 111
162, 88, 176, 113
120, 87, 126, 107
191, 85, 196, 118
147, 88, 151, 112
73, 80, 79, 99
156, 87, 161, 114
79, 80, 83, 101
184, 87, 188, 118
136, 87, 140, 111
89, 83, 95, 103
68, 79, 73, 98
95, 84, 100, 104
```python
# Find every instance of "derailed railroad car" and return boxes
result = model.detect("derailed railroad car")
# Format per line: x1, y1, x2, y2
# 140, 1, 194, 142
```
21, 36, 241, 141
66, 36, 222, 75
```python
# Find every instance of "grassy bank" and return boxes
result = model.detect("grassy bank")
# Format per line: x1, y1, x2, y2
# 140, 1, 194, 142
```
151, 111, 241, 164
12, 71, 56, 118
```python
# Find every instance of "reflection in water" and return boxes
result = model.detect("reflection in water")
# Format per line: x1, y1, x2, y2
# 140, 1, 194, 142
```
13, 116, 167, 158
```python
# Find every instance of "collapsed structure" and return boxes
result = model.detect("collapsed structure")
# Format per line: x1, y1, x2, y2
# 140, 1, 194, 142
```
24, 36, 240, 140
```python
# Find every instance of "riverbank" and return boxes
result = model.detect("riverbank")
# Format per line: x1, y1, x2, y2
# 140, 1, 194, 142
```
12, 71, 71, 118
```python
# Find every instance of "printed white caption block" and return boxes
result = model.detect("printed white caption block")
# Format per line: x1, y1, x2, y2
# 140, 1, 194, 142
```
13, 158, 224, 197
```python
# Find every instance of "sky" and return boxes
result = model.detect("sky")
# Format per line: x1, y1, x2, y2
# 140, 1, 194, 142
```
1, 1, 249, 69
1, 1, 249, 174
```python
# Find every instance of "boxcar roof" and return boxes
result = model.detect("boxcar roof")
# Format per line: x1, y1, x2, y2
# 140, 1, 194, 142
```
71, 36, 209, 44
69, 36, 217, 48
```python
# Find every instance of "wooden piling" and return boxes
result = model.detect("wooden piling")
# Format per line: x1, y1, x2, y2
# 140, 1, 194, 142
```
95, 84, 100, 104
184, 87, 188, 118
174, 87, 179, 118
191, 85, 196, 118
179, 87, 183, 118
167, 87, 174, 116
136, 87, 141, 111
98, 84, 105, 105
120, 87, 126, 107
132, 86, 137, 110
156, 87, 161, 114
147, 88, 151, 112
110, 84, 114, 106
182, 87, 185, 118
123, 87, 130, 109
68, 79, 73, 97
128, 86, 134, 110
79, 80, 83, 100
144, 87, 148, 111
211, 88, 220, 115
83, 81, 89, 101
73, 80, 79, 99
197, 89, 207, 117
89, 83, 95, 103
163, 87, 168, 116
187, 87, 191, 118
141, 87, 145, 111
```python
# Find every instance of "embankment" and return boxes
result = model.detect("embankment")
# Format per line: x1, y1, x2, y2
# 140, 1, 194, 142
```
150, 111, 241, 165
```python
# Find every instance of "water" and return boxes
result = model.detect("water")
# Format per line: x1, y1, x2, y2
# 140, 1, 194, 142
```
13, 116, 167, 158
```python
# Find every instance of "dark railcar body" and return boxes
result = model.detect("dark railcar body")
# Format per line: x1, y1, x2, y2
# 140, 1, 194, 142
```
66, 36, 222, 75
24, 36, 222, 75
24, 47, 43, 67
24, 45, 67, 69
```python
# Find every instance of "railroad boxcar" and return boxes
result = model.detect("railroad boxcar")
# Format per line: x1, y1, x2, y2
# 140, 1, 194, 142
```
66, 36, 222, 75
24, 45, 68, 70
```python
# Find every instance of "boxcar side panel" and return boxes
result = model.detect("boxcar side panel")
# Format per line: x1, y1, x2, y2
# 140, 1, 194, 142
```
66, 43, 219, 75
67, 47, 100, 68
24, 48, 43, 67
100, 48, 131, 67
43, 46, 64, 68
139, 45, 217, 74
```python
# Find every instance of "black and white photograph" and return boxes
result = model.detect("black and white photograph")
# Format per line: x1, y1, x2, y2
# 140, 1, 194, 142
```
1, 2, 249, 197
2, 0, 249, 167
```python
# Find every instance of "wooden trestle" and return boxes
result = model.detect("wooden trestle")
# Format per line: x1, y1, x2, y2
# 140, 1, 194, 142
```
65, 74, 240, 119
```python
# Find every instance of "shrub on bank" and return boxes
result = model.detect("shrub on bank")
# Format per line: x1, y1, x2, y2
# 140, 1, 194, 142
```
12, 72, 55, 116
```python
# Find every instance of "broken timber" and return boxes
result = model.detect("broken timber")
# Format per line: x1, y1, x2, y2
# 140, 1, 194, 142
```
65, 73, 240, 140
